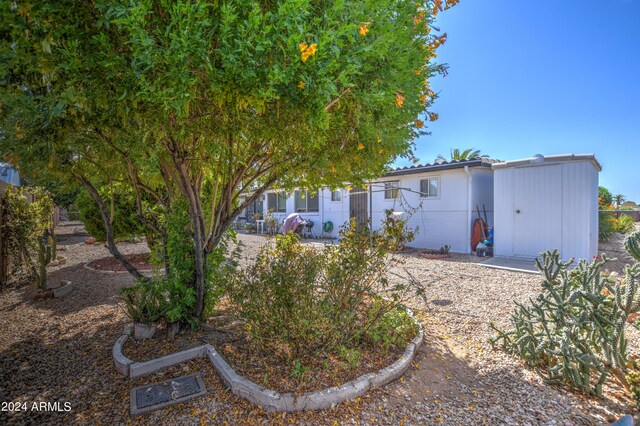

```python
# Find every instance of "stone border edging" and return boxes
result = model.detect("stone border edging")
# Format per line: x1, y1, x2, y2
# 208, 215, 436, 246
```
113, 315, 423, 412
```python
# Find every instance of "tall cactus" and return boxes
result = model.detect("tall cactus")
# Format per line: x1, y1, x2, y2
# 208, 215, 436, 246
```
491, 248, 640, 396
34, 232, 53, 292
624, 230, 640, 262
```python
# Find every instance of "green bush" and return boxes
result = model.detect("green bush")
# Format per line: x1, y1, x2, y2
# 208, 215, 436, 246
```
490, 247, 640, 397
599, 211, 616, 242
76, 187, 145, 242
227, 217, 418, 361
120, 281, 166, 325
0, 186, 54, 288
615, 215, 636, 234
363, 300, 418, 351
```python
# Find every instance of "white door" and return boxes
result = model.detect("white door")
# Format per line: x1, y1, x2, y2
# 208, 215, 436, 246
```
512, 165, 562, 258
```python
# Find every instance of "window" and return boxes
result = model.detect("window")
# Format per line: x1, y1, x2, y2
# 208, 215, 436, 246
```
420, 177, 439, 198
331, 190, 342, 202
267, 192, 287, 212
295, 190, 319, 212
384, 181, 399, 199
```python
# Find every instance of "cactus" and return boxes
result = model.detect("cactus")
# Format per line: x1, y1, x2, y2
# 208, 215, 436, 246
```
491, 249, 640, 396
34, 232, 53, 292
624, 230, 640, 262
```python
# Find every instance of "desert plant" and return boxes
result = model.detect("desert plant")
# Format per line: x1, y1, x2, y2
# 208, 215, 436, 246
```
439, 245, 450, 255
120, 282, 166, 325
615, 215, 636, 234
625, 231, 640, 262
627, 361, 640, 409
34, 232, 54, 292
599, 211, 616, 242
490, 241, 640, 397
227, 218, 419, 360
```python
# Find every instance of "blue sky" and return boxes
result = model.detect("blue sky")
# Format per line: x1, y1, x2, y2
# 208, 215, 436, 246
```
398, 0, 640, 202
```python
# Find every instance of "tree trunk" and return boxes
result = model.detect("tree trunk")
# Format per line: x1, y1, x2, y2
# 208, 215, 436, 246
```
78, 177, 148, 282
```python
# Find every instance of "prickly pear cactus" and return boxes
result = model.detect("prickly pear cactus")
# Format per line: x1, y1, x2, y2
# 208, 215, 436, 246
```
624, 231, 640, 262
490, 249, 640, 397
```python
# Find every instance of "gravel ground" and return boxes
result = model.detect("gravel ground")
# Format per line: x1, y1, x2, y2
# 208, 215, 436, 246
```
0, 222, 638, 425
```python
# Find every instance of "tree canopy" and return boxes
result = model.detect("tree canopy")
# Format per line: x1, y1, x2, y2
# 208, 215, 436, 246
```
1, 0, 456, 318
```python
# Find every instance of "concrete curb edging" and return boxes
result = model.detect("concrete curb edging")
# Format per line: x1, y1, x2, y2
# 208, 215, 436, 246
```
52, 280, 73, 298
113, 323, 134, 376
113, 317, 424, 412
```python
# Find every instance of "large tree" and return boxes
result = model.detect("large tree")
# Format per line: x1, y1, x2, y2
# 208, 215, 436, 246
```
1, 0, 454, 318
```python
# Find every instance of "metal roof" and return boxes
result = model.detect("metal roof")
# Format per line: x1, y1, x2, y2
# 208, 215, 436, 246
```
491, 154, 602, 171
386, 157, 498, 177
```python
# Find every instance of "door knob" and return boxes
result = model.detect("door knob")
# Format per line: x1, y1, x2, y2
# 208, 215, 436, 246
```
515, 209, 521, 214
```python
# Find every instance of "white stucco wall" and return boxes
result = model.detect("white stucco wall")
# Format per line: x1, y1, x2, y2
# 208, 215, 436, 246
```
251, 165, 495, 248
370, 168, 481, 253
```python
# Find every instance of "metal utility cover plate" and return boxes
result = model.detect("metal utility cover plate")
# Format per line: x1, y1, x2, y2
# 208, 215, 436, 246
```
130, 374, 207, 417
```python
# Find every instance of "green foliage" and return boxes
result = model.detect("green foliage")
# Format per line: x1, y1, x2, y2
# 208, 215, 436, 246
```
436, 148, 487, 162
76, 187, 146, 242
627, 361, 640, 409
490, 248, 640, 397
290, 359, 308, 382
0, 186, 55, 288
263, 210, 280, 235
35, 235, 53, 291
120, 281, 166, 325
614, 194, 626, 208
599, 211, 616, 242
625, 231, 640, 262
615, 215, 636, 235
599, 186, 613, 206
1, 0, 452, 319
382, 209, 416, 250
227, 218, 418, 361
337, 346, 362, 370
363, 300, 418, 352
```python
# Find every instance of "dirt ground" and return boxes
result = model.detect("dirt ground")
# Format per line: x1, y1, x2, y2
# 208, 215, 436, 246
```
0, 221, 638, 425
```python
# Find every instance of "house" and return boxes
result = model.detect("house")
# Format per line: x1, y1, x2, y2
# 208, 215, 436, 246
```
241, 157, 497, 253
239, 153, 600, 260
0, 164, 20, 187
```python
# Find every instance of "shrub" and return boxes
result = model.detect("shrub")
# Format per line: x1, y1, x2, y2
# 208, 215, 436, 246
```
490, 244, 640, 397
227, 217, 419, 361
614, 215, 636, 234
600, 210, 636, 241
599, 211, 616, 242
76, 186, 145, 242
120, 276, 198, 326
120, 281, 166, 325
1, 186, 55, 289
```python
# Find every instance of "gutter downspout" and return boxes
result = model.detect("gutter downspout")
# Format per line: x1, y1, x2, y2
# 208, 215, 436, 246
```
319, 189, 324, 238
464, 166, 473, 254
